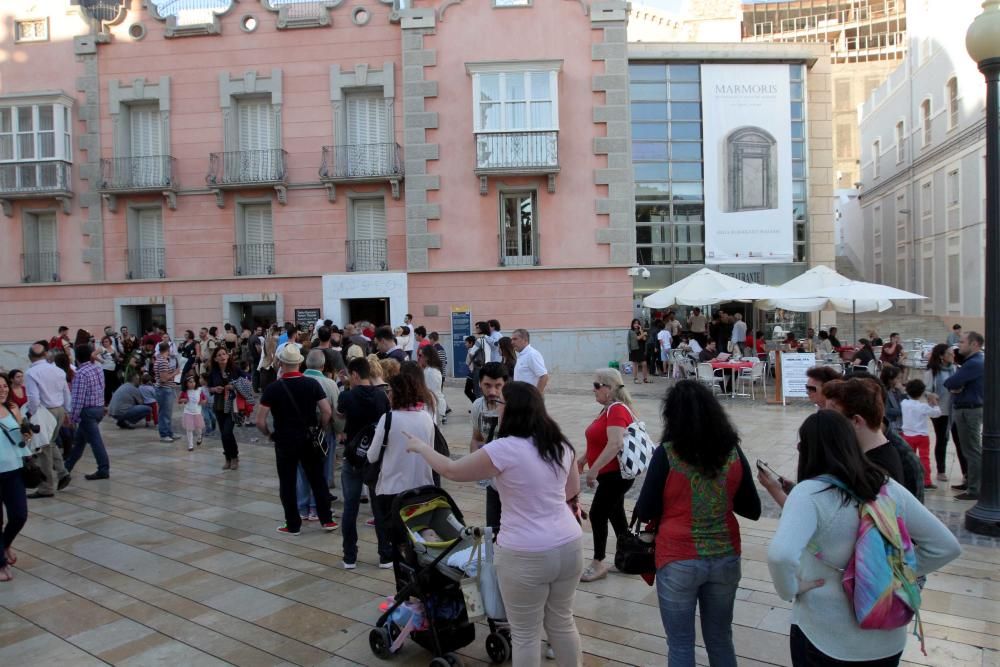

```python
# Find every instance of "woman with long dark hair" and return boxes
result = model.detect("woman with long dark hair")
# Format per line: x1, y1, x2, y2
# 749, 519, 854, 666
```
405, 381, 583, 667
768, 410, 960, 666
179, 329, 199, 379
498, 336, 518, 378
634, 380, 760, 667
879, 364, 905, 432
417, 346, 447, 425
0, 373, 31, 583
923, 343, 965, 485
208, 347, 240, 470
627, 318, 650, 383
98, 335, 121, 405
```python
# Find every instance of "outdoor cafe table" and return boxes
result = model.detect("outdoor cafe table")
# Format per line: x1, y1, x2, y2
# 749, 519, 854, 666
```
710, 360, 755, 398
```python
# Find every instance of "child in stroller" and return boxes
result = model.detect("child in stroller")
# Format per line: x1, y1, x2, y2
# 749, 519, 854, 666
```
369, 485, 511, 666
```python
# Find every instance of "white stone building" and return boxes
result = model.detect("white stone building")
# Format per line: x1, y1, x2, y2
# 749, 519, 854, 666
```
856, 0, 987, 330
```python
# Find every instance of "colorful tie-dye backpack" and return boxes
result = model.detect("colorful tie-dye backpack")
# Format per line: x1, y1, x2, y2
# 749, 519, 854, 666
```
809, 476, 926, 654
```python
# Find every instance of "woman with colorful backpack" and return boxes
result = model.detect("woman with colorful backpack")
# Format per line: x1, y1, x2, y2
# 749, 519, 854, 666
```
768, 410, 960, 666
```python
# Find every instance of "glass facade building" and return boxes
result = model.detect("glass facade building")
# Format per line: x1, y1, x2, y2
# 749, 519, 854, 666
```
630, 62, 810, 268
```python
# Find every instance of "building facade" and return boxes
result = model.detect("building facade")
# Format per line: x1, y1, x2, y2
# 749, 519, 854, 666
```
627, 42, 836, 309
855, 0, 987, 328
0, 0, 635, 372
741, 0, 907, 189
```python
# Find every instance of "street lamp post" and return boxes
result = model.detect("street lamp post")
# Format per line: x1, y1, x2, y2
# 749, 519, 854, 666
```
966, 0, 1000, 536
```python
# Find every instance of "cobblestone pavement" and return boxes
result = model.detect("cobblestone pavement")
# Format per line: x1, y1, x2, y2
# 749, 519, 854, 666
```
0, 375, 996, 666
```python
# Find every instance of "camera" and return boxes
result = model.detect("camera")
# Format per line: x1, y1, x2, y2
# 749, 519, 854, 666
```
20, 419, 40, 436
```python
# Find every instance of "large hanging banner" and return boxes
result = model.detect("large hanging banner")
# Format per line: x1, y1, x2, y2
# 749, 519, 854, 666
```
701, 64, 793, 264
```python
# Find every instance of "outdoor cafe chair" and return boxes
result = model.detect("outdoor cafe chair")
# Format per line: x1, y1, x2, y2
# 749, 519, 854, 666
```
697, 362, 726, 395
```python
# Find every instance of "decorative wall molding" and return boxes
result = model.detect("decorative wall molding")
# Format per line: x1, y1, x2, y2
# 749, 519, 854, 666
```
145, 0, 234, 37
108, 76, 171, 160
262, 0, 341, 29
218, 69, 284, 154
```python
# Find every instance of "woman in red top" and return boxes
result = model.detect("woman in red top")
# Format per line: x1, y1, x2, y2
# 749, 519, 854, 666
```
580, 367, 636, 582
634, 380, 760, 667
6, 370, 27, 410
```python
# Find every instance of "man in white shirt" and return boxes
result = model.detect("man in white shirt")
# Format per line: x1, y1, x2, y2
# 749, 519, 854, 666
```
656, 326, 673, 374
402, 314, 416, 360
486, 319, 503, 362
24, 343, 72, 497
510, 328, 548, 393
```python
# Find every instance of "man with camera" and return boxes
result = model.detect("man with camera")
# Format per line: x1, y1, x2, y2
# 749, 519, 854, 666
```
24, 343, 72, 498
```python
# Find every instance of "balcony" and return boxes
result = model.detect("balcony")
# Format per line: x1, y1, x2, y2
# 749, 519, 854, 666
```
346, 239, 388, 272
233, 242, 275, 277
126, 247, 166, 280
319, 143, 403, 201
21, 251, 60, 283
0, 160, 72, 217
207, 149, 288, 207
99, 156, 178, 212
474, 131, 559, 194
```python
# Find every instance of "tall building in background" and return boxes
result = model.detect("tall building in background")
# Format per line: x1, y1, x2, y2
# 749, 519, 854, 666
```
854, 0, 986, 329
741, 0, 907, 188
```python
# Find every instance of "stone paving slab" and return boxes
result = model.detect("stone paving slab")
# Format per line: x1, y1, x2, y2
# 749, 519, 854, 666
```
1, 378, 996, 666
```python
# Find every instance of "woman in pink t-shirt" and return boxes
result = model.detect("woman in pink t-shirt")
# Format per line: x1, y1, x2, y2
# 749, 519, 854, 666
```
403, 381, 583, 667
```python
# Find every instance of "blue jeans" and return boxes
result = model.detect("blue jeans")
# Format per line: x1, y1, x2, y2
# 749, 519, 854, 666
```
0, 469, 28, 568
155, 386, 175, 438
116, 404, 152, 426
656, 555, 742, 667
340, 462, 364, 564
296, 435, 334, 515
201, 405, 217, 434
65, 406, 110, 475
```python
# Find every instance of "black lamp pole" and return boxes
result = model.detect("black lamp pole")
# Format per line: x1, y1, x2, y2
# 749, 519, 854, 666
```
966, 1, 1000, 536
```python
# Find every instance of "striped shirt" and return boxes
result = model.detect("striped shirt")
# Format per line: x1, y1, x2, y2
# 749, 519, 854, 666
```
154, 354, 176, 388
70, 362, 105, 424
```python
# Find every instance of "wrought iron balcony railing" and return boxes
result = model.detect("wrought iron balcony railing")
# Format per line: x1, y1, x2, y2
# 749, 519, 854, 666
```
21, 251, 60, 283
320, 143, 403, 181
233, 242, 275, 276
126, 247, 166, 280
346, 238, 388, 272
207, 149, 287, 187
475, 131, 559, 173
99, 156, 177, 192
0, 160, 72, 198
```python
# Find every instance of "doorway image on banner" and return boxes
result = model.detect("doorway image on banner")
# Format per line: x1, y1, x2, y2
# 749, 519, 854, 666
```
700, 64, 794, 264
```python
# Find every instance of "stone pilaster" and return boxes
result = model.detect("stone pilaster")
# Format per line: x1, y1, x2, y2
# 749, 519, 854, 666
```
399, 10, 442, 272
74, 36, 105, 281
590, 1, 635, 266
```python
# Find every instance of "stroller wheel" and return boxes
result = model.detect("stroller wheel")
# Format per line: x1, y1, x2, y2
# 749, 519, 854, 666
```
369, 626, 392, 659
429, 654, 463, 667
485, 632, 511, 664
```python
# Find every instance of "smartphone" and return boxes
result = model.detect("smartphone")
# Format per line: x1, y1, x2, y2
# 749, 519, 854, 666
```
756, 458, 783, 480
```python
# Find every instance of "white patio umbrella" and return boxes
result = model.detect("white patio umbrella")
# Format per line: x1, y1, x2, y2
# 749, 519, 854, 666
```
642, 268, 749, 308
815, 282, 926, 343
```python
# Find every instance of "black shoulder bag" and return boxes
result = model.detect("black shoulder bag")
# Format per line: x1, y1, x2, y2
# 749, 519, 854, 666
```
364, 412, 392, 487
278, 379, 328, 456
614, 513, 657, 575
1, 422, 45, 488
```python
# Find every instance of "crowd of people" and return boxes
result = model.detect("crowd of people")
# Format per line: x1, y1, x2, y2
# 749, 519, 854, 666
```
0, 315, 973, 667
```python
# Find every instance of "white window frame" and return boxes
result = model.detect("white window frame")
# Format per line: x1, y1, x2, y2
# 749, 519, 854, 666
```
872, 203, 882, 283
499, 189, 539, 266
946, 233, 961, 311
921, 241, 934, 313
15, 18, 48, 43
946, 165, 961, 232
920, 98, 932, 147
919, 179, 933, 237
871, 139, 880, 178
895, 120, 905, 163
467, 60, 561, 134
946, 77, 959, 131
21, 209, 59, 283
0, 101, 73, 163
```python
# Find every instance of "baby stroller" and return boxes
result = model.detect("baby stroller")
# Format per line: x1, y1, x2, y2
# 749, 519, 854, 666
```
369, 485, 511, 666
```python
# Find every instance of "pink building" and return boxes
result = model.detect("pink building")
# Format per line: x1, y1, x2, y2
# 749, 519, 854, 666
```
0, 0, 634, 371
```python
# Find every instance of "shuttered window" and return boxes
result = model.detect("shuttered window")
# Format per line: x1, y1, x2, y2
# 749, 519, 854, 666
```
351, 199, 386, 240
22, 212, 58, 282
346, 95, 389, 176
238, 100, 276, 181
238, 203, 274, 275
129, 207, 165, 279
129, 104, 162, 186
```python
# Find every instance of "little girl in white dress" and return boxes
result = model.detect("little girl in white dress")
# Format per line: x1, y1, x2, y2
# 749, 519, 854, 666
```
178, 375, 206, 451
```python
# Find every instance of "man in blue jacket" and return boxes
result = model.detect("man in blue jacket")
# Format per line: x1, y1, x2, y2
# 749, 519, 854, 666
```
944, 330, 985, 500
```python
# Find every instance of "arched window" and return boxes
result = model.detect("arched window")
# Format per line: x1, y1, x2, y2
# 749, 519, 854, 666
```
725, 126, 776, 212
946, 77, 959, 129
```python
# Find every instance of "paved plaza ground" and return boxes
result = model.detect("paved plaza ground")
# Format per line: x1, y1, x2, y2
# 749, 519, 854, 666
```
1, 376, 997, 666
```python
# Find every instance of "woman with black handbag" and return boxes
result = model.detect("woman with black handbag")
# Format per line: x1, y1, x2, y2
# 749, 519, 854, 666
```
0, 373, 32, 582
633, 380, 761, 667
